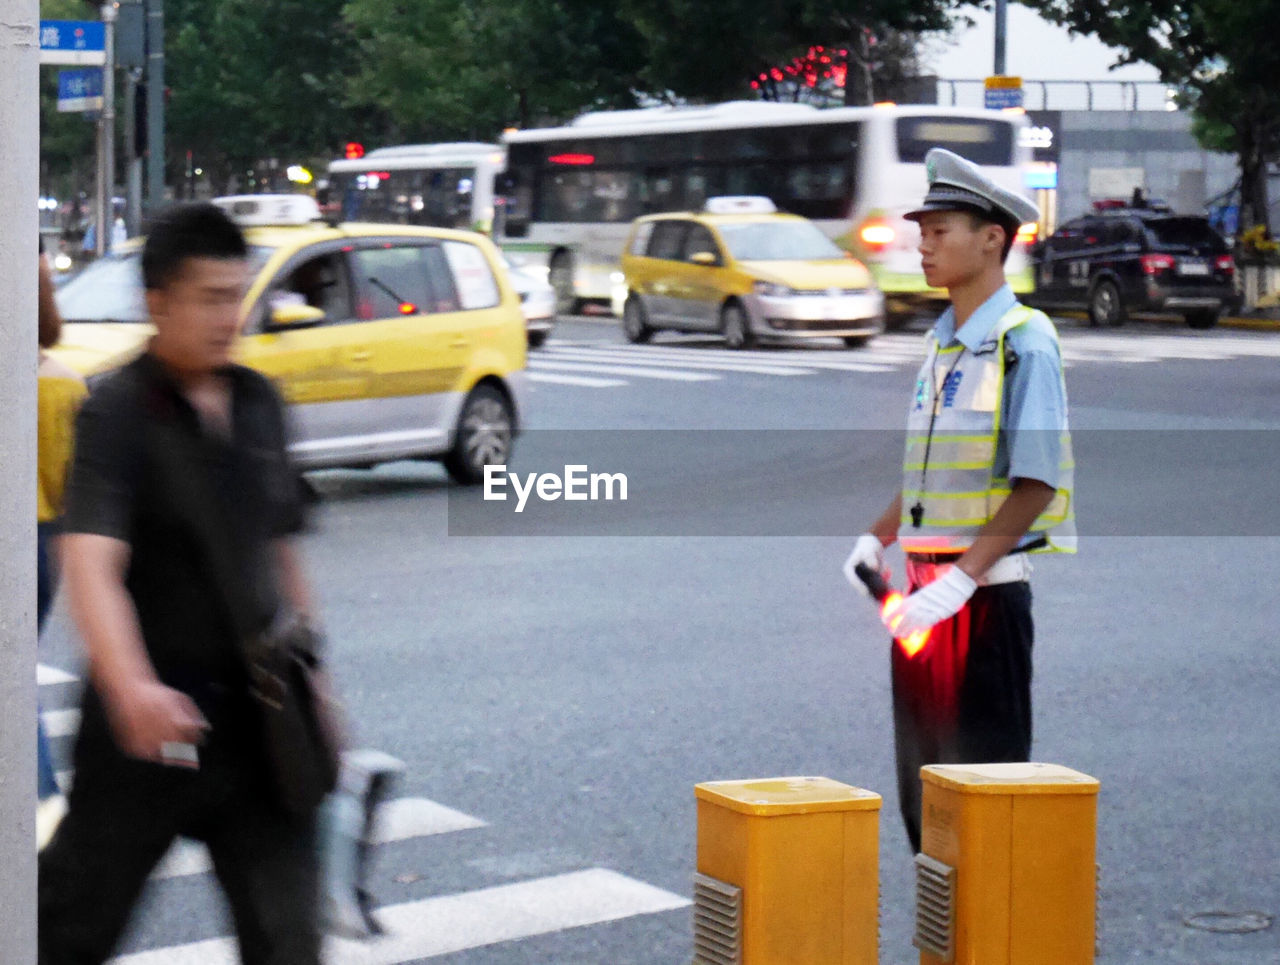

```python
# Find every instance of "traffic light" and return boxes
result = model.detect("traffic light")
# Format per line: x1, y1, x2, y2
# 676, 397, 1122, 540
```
344, 142, 365, 160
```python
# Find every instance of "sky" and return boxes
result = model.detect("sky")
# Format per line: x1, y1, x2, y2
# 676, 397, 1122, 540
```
919, 4, 1164, 109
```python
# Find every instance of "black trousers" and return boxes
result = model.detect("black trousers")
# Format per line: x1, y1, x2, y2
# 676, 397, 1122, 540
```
890, 580, 1034, 853
39, 691, 320, 965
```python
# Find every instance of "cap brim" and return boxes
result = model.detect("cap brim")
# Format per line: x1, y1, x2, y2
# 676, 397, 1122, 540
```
904, 200, 994, 223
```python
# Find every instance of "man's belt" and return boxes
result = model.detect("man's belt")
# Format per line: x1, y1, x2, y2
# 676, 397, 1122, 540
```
906, 552, 1032, 589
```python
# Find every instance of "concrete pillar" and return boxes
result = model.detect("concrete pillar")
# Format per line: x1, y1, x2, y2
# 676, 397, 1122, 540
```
0, 2, 42, 961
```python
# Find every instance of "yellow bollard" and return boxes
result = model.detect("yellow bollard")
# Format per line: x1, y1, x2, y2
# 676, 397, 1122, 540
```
915, 762, 1100, 965
694, 777, 882, 965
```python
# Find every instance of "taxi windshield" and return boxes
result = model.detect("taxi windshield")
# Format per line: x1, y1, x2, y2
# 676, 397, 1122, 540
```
57, 247, 274, 323
717, 220, 844, 261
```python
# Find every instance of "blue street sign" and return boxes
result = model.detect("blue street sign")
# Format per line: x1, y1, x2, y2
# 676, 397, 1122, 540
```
57, 68, 104, 113
39, 20, 107, 66
983, 87, 1024, 110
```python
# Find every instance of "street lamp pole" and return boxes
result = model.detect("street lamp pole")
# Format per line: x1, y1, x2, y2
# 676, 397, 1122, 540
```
0, 2, 41, 958
145, 0, 165, 218
95, 1, 118, 256
994, 0, 1008, 76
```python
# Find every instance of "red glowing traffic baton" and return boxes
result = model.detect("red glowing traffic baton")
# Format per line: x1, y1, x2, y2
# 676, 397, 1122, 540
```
854, 563, 930, 658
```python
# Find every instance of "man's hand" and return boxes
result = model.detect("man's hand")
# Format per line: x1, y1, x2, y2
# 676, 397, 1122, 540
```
882, 567, 976, 637
103, 679, 209, 766
842, 533, 887, 597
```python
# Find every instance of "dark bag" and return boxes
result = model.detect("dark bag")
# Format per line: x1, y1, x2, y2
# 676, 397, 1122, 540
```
243, 613, 343, 816
149, 415, 342, 816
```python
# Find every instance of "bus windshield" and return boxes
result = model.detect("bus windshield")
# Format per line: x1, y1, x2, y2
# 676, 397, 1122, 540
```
717, 220, 845, 261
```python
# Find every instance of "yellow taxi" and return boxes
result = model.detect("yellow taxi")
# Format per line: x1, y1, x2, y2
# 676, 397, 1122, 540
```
54, 195, 527, 483
620, 197, 885, 349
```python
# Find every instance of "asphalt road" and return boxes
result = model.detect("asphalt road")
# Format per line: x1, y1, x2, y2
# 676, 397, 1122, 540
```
39, 313, 1280, 963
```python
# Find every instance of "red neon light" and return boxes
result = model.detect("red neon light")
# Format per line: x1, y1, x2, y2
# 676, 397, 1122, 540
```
548, 153, 595, 166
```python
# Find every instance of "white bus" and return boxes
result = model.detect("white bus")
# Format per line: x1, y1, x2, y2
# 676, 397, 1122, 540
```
499, 102, 1036, 314
326, 142, 505, 233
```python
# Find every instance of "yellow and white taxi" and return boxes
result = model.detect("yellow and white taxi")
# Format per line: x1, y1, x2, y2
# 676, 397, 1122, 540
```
620, 197, 885, 349
53, 194, 527, 483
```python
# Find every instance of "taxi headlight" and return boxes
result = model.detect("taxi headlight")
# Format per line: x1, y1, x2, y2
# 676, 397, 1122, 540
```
753, 281, 794, 297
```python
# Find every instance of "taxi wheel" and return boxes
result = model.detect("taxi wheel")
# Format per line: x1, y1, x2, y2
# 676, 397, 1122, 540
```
623, 296, 653, 343
721, 302, 755, 349
444, 384, 514, 485
1088, 279, 1126, 327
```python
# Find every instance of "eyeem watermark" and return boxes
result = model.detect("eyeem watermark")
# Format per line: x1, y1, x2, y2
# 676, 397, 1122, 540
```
483, 464, 629, 513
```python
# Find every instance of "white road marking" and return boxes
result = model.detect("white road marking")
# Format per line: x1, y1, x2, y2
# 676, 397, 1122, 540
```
42, 708, 80, 739
540, 347, 814, 377
526, 372, 627, 388
150, 797, 488, 880
370, 796, 487, 844
39, 664, 78, 686
527, 359, 719, 382
111, 868, 691, 964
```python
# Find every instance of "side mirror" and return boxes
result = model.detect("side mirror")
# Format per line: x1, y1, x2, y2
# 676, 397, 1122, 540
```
689, 251, 718, 266
269, 303, 326, 329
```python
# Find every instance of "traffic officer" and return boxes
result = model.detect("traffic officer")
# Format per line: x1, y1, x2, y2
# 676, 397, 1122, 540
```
843, 148, 1076, 852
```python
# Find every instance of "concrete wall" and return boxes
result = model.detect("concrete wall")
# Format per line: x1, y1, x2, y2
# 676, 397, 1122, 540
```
1056, 111, 1239, 220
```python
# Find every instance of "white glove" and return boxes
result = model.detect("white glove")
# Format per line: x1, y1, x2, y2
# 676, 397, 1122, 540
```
882, 566, 977, 637
842, 533, 887, 597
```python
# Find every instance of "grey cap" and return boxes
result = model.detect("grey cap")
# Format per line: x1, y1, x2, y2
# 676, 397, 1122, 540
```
904, 147, 1040, 227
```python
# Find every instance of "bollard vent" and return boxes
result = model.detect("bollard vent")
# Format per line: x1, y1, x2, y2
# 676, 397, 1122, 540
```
913, 852, 956, 961
692, 872, 742, 965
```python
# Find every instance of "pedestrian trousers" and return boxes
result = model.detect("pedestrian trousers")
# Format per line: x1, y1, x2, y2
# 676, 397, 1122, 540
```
38, 691, 320, 965
890, 580, 1034, 853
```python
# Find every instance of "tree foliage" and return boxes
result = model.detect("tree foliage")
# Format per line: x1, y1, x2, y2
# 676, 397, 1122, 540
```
342, 0, 649, 138
628, 0, 966, 106
39, 0, 966, 194
1017, 0, 1280, 232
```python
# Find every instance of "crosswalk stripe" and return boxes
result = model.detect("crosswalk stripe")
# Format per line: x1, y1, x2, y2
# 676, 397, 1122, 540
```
541, 347, 814, 377
527, 372, 627, 388
547, 342, 906, 373
39, 664, 78, 686
111, 868, 691, 965
42, 708, 80, 739
150, 797, 489, 880
149, 795, 492, 880
371, 796, 487, 844
527, 359, 719, 382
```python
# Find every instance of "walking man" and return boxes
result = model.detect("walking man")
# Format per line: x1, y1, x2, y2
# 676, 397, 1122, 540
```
843, 149, 1075, 852
39, 203, 322, 964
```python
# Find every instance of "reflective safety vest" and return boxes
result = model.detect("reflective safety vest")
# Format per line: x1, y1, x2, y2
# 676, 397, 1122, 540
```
899, 304, 1076, 554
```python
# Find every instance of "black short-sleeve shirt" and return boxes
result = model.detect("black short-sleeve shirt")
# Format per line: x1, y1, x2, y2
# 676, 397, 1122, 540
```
63, 352, 306, 695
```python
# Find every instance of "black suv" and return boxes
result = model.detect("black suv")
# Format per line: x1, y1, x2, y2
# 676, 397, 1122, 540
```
1032, 206, 1237, 329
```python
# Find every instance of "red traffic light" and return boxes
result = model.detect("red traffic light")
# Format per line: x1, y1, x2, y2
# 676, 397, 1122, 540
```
344, 142, 365, 160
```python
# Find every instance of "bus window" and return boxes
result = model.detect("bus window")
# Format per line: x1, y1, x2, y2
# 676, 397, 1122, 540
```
894, 116, 1014, 166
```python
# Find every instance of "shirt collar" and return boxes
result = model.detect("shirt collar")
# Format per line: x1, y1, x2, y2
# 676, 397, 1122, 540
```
932, 284, 1017, 353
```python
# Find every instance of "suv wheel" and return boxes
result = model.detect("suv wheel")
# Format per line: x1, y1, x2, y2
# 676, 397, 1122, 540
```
443, 384, 514, 485
1185, 309, 1220, 330
622, 295, 653, 343
1088, 279, 1126, 327
721, 302, 755, 349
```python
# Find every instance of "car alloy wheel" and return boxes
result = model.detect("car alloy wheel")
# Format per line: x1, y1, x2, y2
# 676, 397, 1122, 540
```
623, 296, 652, 343
444, 384, 513, 485
721, 302, 755, 349
1088, 279, 1125, 327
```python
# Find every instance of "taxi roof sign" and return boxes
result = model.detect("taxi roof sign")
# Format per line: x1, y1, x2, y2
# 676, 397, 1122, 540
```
704, 196, 777, 215
212, 194, 322, 227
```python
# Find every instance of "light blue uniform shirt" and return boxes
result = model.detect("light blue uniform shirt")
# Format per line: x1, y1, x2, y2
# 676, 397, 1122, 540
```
929, 283, 1067, 497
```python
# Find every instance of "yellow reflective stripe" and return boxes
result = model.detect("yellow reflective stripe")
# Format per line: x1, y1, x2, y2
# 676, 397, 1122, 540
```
904, 461, 993, 471
905, 434, 993, 445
